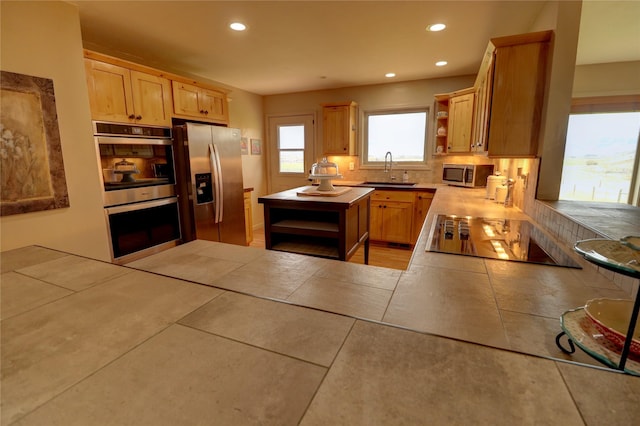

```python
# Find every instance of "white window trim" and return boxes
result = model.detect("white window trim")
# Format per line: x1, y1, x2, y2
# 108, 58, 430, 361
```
360, 107, 431, 170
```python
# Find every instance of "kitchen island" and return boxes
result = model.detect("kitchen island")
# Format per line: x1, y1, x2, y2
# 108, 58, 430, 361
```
258, 186, 373, 263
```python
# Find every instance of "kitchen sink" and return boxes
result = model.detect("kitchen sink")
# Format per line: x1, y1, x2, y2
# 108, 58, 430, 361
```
358, 181, 417, 189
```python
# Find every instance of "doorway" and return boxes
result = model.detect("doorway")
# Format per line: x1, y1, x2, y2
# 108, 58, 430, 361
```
266, 114, 315, 193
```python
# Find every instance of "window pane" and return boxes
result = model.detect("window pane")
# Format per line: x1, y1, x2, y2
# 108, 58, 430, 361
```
279, 150, 304, 173
560, 112, 640, 203
367, 112, 426, 162
278, 125, 304, 149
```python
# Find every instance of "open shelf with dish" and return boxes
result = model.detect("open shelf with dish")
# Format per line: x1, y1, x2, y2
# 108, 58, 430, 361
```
556, 237, 640, 375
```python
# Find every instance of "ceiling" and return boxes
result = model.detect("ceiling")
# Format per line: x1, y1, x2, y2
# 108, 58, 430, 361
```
71, 1, 640, 96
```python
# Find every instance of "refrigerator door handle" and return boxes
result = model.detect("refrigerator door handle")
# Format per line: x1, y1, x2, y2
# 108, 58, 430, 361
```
209, 143, 224, 223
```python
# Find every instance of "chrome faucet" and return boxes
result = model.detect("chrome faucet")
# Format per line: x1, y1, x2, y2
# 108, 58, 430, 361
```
384, 151, 395, 180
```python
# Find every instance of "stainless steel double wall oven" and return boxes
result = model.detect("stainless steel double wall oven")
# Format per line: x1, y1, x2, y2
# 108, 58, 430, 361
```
94, 122, 180, 263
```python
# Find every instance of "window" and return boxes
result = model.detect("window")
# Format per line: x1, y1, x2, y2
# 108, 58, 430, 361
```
560, 96, 640, 205
278, 125, 305, 173
363, 109, 428, 166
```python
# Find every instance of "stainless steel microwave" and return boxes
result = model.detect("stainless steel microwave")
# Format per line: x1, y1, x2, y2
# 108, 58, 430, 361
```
442, 164, 494, 187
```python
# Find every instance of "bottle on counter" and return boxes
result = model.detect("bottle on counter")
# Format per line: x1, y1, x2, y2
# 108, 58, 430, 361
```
403, 170, 409, 182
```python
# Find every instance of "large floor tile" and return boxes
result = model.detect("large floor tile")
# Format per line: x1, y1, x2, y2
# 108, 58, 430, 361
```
1, 271, 219, 425
301, 321, 584, 425
126, 251, 244, 285
16, 255, 129, 291
0, 246, 67, 273
209, 266, 310, 299
17, 324, 326, 426
312, 261, 401, 291
486, 259, 622, 290
490, 273, 629, 319
0, 272, 73, 320
557, 362, 640, 425
180, 292, 354, 366
500, 310, 601, 367
383, 265, 509, 348
241, 249, 327, 276
288, 276, 392, 321
410, 250, 488, 274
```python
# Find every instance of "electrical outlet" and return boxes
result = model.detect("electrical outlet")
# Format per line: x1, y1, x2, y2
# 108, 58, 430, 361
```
349, 162, 355, 171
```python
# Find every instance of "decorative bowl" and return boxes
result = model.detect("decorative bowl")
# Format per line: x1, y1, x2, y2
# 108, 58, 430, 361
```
584, 298, 640, 355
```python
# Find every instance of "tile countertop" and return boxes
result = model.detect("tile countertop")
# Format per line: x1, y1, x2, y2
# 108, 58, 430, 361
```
2, 185, 640, 424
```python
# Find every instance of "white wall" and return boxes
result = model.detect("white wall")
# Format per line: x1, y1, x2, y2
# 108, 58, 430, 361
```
1, 1, 111, 260
530, 0, 582, 202
263, 76, 477, 187
573, 61, 640, 97
0, 1, 267, 257
227, 89, 266, 229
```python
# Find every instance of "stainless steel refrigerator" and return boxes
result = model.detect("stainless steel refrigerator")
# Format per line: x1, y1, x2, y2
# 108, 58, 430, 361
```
173, 122, 246, 246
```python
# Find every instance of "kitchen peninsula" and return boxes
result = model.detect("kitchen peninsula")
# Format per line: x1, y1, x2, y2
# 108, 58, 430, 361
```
4, 184, 639, 425
258, 186, 373, 263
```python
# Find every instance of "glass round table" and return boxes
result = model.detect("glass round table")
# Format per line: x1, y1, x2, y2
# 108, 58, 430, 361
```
556, 237, 640, 375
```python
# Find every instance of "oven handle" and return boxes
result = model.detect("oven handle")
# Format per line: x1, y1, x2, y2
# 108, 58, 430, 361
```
209, 143, 224, 223
105, 196, 178, 215
95, 136, 172, 146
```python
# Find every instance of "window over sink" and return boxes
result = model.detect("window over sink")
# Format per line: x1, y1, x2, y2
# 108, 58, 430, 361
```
362, 108, 429, 168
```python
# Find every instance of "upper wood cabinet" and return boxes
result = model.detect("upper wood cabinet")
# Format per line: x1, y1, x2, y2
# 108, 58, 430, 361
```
433, 88, 474, 154
447, 91, 475, 153
483, 31, 552, 157
470, 47, 495, 153
322, 101, 357, 155
172, 81, 229, 124
84, 59, 172, 126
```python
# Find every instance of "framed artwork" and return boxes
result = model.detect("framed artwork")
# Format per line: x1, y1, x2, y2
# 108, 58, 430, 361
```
251, 138, 262, 155
1, 71, 69, 216
240, 137, 249, 155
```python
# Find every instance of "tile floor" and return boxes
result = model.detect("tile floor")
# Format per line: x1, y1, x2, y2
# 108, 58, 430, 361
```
3, 245, 640, 425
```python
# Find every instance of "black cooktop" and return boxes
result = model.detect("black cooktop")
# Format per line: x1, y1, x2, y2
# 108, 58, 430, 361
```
428, 215, 582, 268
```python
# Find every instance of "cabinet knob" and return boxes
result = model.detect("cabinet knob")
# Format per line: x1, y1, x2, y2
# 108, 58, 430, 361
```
200, 110, 205, 114
128, 114, 135, 119
204, 110, 209, 115
135, 115, 142, 120
383, 205, 387, 208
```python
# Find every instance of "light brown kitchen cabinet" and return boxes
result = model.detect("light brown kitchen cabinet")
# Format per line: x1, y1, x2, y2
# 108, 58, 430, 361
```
370, 190, 414, 244
243, 190, 253, 245
172, 81, 229, 124
482, 31, 552, 157
433, 88, 474, 154
412, 191, 434, 242
447, 91, 475, 153
322, 101, 357, 155
471, 46, 495, 153
85, 59, 173, 126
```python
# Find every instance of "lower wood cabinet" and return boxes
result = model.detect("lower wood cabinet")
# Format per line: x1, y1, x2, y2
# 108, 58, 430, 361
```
370, 189, 435, 245
370, 191, 414, 244
412, 191, 434, 242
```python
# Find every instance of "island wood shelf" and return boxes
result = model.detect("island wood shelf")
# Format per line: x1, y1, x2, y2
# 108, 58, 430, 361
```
258, 186, 373, 262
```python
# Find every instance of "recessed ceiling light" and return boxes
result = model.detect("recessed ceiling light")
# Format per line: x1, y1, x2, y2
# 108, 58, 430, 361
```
385, 73, 396, 78
230, 22, 246, 31
427, 23, 446, 32
435, 61, 448, 67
